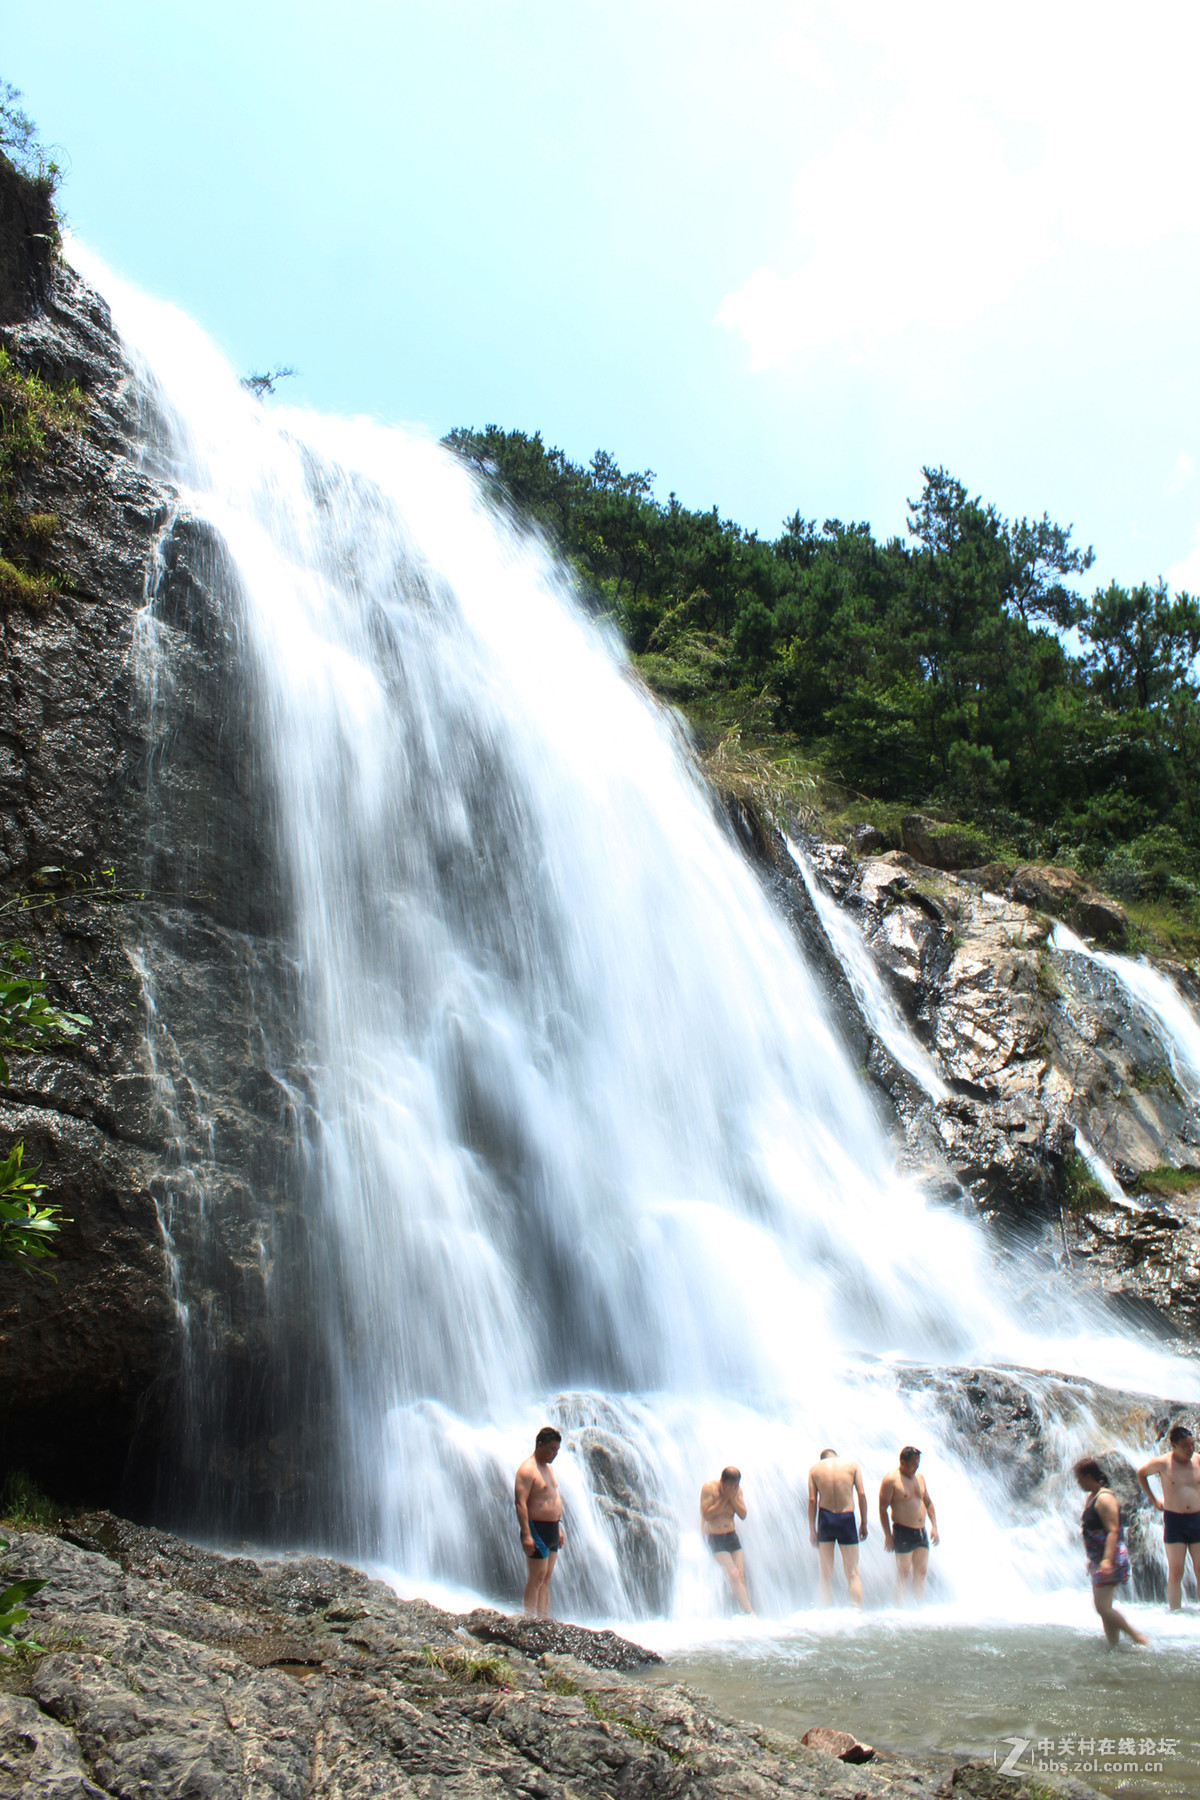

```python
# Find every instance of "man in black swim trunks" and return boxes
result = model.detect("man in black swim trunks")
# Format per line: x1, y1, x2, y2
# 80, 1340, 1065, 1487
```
700, 1465, 753, 1613
1137, 1422, 1200, 1609
880, 1446, 938, 1604
515, 1427, 565, 1618
807, 1449, 867, 1607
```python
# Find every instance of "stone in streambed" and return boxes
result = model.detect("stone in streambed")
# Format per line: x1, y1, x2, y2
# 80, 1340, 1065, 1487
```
801, 1725, 876, 1762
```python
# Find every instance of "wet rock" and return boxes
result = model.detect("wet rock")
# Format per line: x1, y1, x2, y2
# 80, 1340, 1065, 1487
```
464, 1606, 662, 1670
801, 1726, 875, 1762
898, 1366, 1046, 1500
576, 1427, 678, 1616
938, 1760, 1101, 1800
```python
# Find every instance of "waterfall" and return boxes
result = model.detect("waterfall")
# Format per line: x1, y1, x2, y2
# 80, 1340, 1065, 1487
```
788, 839, 949, 1103
1052, 922, 1200, 1104
75, 246, 1199, 1627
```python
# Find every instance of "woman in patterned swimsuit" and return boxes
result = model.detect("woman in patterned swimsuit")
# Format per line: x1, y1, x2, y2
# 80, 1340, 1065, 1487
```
1074, 1457, 1148, 1647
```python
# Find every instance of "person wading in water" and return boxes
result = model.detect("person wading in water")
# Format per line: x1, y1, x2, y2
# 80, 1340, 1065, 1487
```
1074, 1456, 1148, 1647
699, 1465, 753, 1613
1137, 1423, 1200, 1610
879, 1447, 938, 1604
807, 1449, 867, 1607
515, 1427, 565, 1617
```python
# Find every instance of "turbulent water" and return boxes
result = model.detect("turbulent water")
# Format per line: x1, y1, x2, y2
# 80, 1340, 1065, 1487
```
74, 248, 1200, 1634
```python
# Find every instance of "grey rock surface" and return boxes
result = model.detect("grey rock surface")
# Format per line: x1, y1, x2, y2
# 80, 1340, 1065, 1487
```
0, 1522, 1103, 1800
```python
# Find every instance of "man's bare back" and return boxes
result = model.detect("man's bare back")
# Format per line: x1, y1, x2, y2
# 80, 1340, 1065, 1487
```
807, 1456, 860, 1514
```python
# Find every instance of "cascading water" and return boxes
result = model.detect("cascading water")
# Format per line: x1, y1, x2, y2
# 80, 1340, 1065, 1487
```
789, 840, 949, 1103
76, 246, 1200, 1633
1053, 922, 1200, 1103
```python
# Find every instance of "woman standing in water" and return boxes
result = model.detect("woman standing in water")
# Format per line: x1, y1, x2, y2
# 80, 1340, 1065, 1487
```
1074, 1457, 1149, 1647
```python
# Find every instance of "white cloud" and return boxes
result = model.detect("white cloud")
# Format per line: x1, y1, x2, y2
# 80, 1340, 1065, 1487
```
1168, 454, 1195, 497
716, 2, 1200, 366
1168, 525, 1200, 593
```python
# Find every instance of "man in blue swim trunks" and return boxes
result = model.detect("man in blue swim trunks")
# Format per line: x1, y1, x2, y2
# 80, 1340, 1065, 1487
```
1138, 1423, 1200, 1610
807, 1449, 867, 1607
515, 1427, 565, 1617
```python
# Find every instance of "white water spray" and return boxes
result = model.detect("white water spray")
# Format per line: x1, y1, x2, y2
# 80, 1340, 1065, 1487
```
1053, 922, 1200, 1103
75, 246, 1199, 1631
790, 841, 949, 1103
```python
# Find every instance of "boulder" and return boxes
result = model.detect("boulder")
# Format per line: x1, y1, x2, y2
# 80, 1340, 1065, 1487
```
801, 1727, 875, 1762
1008, 864, 1083, 913
1071, 892, 1129, 947
847, 821, 890, 855
901, 815, 984, 871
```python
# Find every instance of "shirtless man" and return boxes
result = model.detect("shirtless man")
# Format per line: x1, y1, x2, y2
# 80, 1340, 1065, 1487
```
515, 1427, 565, 1617
700, 1466, 753, 1613
879, 1446, 939, 1604
807, 1449, 867, 1607
1138, 1422, 1200, 1609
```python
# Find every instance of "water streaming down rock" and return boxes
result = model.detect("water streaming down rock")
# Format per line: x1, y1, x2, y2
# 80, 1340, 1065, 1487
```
75, 249, 1200, 1626
789, 840, 949, 1104
1053, 922, 1200, 1103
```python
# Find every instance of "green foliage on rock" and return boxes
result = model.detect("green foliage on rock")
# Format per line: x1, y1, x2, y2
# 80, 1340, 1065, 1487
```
0, 347, 86, 615
0, 939, 89, 1269
0, 79, 61, 196
0, 939, 89, 1084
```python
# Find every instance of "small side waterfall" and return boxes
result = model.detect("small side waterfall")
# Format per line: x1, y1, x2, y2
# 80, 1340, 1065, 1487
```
76, 246, 1200, 1626
1052, 922, 1200, 1103
789, 840, 949, 1103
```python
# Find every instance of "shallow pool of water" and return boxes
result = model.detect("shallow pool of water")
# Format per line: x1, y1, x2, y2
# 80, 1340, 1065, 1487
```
639, 1601, 1200, 1799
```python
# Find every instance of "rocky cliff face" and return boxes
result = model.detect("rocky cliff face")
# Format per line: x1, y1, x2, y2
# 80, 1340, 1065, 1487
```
781, 835, 1200, 1343
0, 162, 321, 1522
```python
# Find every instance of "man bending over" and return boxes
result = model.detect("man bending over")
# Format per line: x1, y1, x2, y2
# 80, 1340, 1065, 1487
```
700, 1465, 753, 1613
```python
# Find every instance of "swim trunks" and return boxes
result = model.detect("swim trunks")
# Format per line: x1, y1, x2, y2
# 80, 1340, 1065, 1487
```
890, 1523, 930, 1555
528, 1517, 562, 1559
816, 1508, 859, 1547
705, 1530, 742, 1555
1163, 1509, 1200, 1545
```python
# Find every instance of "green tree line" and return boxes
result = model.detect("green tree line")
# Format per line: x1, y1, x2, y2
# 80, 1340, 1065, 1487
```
446, 426, 1200, 921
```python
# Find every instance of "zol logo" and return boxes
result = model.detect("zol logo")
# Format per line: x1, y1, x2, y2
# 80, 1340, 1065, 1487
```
996, 1738, 1031, 1774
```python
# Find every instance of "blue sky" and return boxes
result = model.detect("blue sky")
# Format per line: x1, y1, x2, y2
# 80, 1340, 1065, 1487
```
9, 2, 1200, 590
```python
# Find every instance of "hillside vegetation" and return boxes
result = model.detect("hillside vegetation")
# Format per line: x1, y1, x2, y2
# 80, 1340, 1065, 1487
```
446, 426, 1200, 954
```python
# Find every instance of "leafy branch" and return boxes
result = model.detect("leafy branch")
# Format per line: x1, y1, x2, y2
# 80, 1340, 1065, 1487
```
0, 937, 90, 1269
0, 1539, 46, 1655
